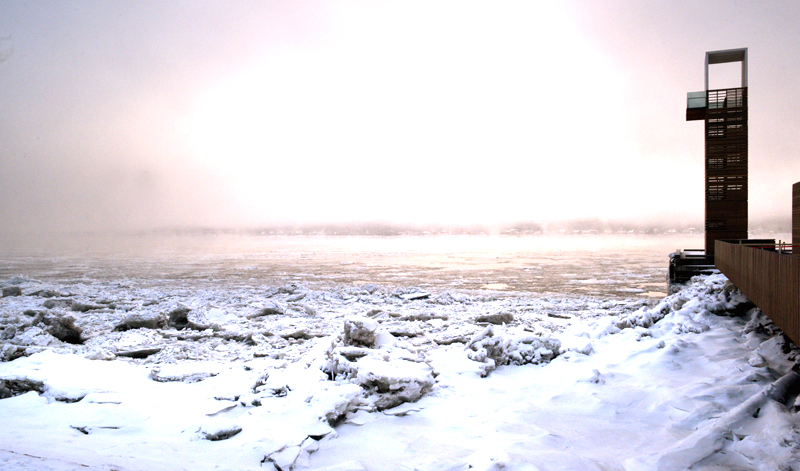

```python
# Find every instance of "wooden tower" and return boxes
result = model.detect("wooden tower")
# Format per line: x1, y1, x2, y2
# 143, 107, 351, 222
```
686, 48, 748, 256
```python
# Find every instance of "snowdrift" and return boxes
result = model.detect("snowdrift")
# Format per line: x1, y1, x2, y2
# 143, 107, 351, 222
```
0, 273, 798, 470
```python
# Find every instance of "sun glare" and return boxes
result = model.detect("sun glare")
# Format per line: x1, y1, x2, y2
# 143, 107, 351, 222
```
180, 1, 643, 225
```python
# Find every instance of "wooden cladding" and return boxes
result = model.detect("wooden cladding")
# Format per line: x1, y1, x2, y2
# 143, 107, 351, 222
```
705, 87, 748, 255
706, 175, 747, 201
686, 107, 706, 121
794, 182, 800, 245
715, 240, 800, 345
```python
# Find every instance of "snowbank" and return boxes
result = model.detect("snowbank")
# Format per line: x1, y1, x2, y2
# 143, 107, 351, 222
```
0, 273, 798, 470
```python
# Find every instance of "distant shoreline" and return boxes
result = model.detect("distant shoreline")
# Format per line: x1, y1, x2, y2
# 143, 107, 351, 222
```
3, 221, 789, 239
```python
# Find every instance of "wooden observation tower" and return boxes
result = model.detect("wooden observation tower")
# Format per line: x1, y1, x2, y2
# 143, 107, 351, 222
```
670, 48, 749, 286
686, 48, 749, 256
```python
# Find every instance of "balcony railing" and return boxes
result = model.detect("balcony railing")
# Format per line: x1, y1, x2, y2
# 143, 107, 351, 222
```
687, 91, 706, 109
707, 87, 746, 109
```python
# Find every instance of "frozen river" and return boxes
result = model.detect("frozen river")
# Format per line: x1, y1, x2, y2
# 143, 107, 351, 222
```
2, 232, 799, 470
0, 233, 702, 299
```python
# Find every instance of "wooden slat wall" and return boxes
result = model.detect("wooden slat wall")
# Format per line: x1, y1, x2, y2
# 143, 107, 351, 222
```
715, 240, 800, 344
793, 182, 800, 246
704, 87, 748, 255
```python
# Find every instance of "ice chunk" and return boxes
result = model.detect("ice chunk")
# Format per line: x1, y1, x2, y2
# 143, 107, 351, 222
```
352, 356, 435, 410
0, 377, 46, 398
474, 312, 514, 325
167, 306, 192, 329
465, 325, 560, 376
248, 301, 286, 318
115, 311, 165, 331
1, 286, 22, 297
323, 317, 435, 410
149, 362, 220, 383
342, 316, 380, 348
40, 313, 83, 345
400, 292, 430, 301
198, 418, 242, 441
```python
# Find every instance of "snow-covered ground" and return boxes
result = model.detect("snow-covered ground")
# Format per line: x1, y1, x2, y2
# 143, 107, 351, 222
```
1, 271, 799, 470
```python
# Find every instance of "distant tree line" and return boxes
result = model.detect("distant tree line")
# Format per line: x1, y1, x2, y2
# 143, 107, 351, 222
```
144, 217, 790, 237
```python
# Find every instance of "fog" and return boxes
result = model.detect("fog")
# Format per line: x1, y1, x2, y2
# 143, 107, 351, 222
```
1, 1, 800, 238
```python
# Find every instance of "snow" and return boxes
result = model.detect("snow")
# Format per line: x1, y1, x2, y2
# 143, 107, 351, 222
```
1, 272, 799, 470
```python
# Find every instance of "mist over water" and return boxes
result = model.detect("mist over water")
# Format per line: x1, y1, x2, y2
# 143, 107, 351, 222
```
0, 233, 709, 299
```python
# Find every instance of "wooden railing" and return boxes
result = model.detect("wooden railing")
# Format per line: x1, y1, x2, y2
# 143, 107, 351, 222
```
707, 88, 746, 109
715, 240, 800, 344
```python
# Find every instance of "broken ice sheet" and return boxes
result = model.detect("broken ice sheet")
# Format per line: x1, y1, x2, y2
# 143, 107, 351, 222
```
0, 274, 798, 471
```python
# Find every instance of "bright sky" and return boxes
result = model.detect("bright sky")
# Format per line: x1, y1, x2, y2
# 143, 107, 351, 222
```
1, 1, 799, 233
